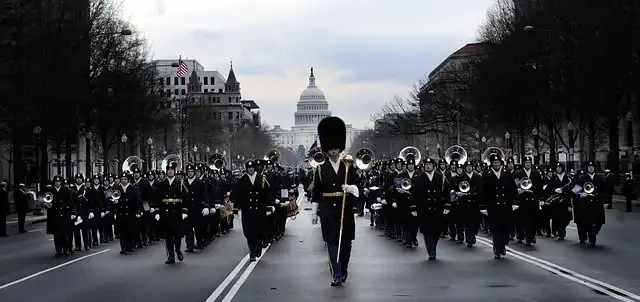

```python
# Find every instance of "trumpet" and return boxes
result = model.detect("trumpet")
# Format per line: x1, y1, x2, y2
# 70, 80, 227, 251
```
458, 180, 471, 193
518, 177, 533, 190
398, 146, 421, 165
444, 145, 468, 165
400, 178, 412, 190
583, 181, 596, 194
309, 150, 326, 168
355, 148, 374, 170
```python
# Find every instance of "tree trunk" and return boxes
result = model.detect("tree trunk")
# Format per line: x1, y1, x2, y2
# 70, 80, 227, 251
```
607, 107, 620, 174
65, 139, 72, 179
547, 119, 557, 167
588, 118, 596, 161
12, 130, 24, 196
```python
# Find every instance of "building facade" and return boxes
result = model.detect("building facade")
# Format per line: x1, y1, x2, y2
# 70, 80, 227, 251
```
269, 68, 362, 155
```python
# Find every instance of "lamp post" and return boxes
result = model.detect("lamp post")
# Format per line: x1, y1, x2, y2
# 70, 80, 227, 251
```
32, 126, 42, 191
567, 122, 575, 170
192, 145, 198, 162
504, 132, 511, 159
205, 146, 211, 163
627, 112, 634, 176
147, 137, 153, 171
532, 128, 540, 164
120, 133, 128, 173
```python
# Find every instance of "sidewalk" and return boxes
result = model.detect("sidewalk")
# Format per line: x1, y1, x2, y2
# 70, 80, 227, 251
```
612, 194, 640, 206
5, 212, 47, 226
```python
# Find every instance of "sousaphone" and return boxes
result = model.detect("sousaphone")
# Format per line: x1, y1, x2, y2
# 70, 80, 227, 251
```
122, 156, 143, 173
481, 147, 506, 165
445, 145, 467, 165
209, 153, 225, 171
398, 146, 422, 165
263, 149, 280, 163
161, 153, 182, 172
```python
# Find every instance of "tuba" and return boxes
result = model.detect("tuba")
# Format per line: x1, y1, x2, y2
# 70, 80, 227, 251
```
355, 148, 374, 170
209, 153, 225, 171
161, 154, 182, 172
308, 147, 325, 168
458, 180, 471, 193
583, 181, 596, 194
481, 147, 506, 165
122, 156, 143, 173
445, 145, 467, 165
398, 146, 422, 165
263, 149, 280, 163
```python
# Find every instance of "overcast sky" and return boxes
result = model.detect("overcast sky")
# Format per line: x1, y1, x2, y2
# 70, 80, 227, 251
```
121, 0, 494, 130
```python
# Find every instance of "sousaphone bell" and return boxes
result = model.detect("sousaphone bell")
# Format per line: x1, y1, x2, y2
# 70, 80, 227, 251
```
398, 146, 421, 165
263, 149, 280, 163
209, 153, 225, 171
161, 153, 182, 172
445, 145, 467, 165
482, 147, 506, 165
122, 156, 143, 173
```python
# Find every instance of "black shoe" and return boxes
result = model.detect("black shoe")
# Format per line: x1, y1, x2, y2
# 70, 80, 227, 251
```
165, 258, 176, 264
176, 251, 184, 261
467, 243, 473, 247
330, 278, 342, 287
120, 250, 129, 255
185, 248, 195, 253
249, 256, 257, 262
341, 271, 348, 283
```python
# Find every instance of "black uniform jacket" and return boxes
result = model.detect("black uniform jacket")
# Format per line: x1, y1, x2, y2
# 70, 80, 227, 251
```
410, 171, 446, 235
312, 159, 359, 244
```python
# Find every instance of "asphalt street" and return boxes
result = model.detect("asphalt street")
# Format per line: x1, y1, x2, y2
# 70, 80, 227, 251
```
2, 198, 640, 302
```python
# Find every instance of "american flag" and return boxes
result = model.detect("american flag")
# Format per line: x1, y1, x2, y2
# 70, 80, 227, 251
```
176, 56, 188, 77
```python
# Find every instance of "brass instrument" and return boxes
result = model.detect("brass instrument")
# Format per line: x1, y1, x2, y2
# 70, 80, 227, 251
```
41, 192, 54, 208
355, 148, 374, 170
445, 145, 468, 165
458, 180, 471, 193
263, 149, 280, 163
400, 178, 412, 190
111, 190, 121, 201
519, 177, 533, 190
398, 146, 422, 165
371, 203, 383, 211
122, 156, 143, 173
161, 154, 182, 172
209, 153, 225, 171
481, 147, 506, 165
583, 181, 595, 194
309, 150, 326, 168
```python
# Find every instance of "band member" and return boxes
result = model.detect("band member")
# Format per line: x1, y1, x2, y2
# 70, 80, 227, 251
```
574, 161, 605, 246
514, 156, 541, 246
184, 164, 209, 252
86, 175, 106, 246
156, 162, 188, 264
234, 160, 272, 261
44, 176, 76, 256
455, 160, 483, 247
311, 116, 360, 286
481, 154, 517, 259
549, 163, 572, 239
410, 158, 445, 260
397, 158, 418, 248
114, 172, 143, 254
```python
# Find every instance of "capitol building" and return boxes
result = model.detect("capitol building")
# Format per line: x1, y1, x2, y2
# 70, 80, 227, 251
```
270, 67, 362, 154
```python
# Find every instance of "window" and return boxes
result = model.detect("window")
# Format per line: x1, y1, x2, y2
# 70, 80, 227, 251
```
204, 77, 208, 85
235, 112, 240, 120
181, 89, 186, 95
174, 77, 179, 85
166, 89, 171, 95
216, 97, 220, 103
204, 89, 208, 93
174, 89, 179, 95
159, 78, 164, 85
228, 112, 233, 120
211, 77, 215, 85
228, 97, 232, 103
218, 89, 223, 93
236, 97, 239, 103
181, 77, 186, 85
166, 77, 171, 85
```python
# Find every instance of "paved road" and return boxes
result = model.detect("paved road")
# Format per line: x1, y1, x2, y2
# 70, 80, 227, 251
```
2, 200, 640, 302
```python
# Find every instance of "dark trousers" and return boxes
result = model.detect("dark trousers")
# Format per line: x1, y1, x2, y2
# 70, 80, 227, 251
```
404, 218, 419, 244
327, 241, 352, 278
165, 232, 182, 259
247, 238, 262, 258
576, 223, 602, 243
423, 234, 439, 257
118, 218, 135, 252
17, 210, 26, 232
0, 213, 7, 235
73, 226, 90, 248
185, 216, 205, 249
53, 232, 71, 254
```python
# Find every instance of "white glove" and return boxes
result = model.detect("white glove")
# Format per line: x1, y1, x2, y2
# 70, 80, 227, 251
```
202, 208, 210, 216
155, 214, 160, 221
554, 188, 562, 194
579, 193, 588, 198
114, 214, 117, 220
266, 211, 272, 216
71, 214, 77, 220
311, 202, 319, 224
226, 191, 231, 197
480, 209, 488, 215
105, 211, 110, 215
209, 208, 216, 214
456, 192, 468, 197
568, 207, 573, 213
215, 204, 222, 210
136, 213, 141, 218
539, 201, 545, 206
517, 188, 524, 195
88, 212, 94, 219
341, 184, 360, 197
182, 213, 188, 220
392, 202, 398, 208
283, 201, 290, 207
376, 197, 381, 202
381, 199, 387, 205
100, 212, 105, 218
512, 205, 519, 211
74, 217, 83, 226
411, 211, 417, 216
275, 199, 280, 204
150, 208, 155, 213
280, 202, 287, 207
112, 199, 119, 204
443, 209, 450, 215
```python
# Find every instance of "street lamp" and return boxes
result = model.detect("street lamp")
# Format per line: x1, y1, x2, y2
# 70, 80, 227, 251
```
532, 128, 540, 163
33, 126, 42, 191
147, 138, 153, 170
627, 112, 634, 176
121, 133, 128, 143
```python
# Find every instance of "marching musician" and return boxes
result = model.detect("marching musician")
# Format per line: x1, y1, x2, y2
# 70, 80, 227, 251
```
233, 160, 271, 262
455, 160, 483, 247
574, 161, 605, 246
113, 172, 143, 255
481, 154, 517, 259
184, 164, 209, 252
132, 167, 152, 247
549, 163, 572, 240
155, 162, 188, 264
396, 158, 418, 248
513, 156, 542, 246
409, 157, 445, 260
311, 116, 360, 286
444, 160, 460, 242
70, 173, 91, 251
44, 176, 75, 257
87, 175, 106, 247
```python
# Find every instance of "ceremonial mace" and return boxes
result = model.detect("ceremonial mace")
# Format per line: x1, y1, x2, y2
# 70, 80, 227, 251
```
336, 158, 350, 264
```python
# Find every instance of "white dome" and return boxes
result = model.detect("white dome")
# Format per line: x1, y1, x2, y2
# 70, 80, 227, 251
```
299, 86, 326, 101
